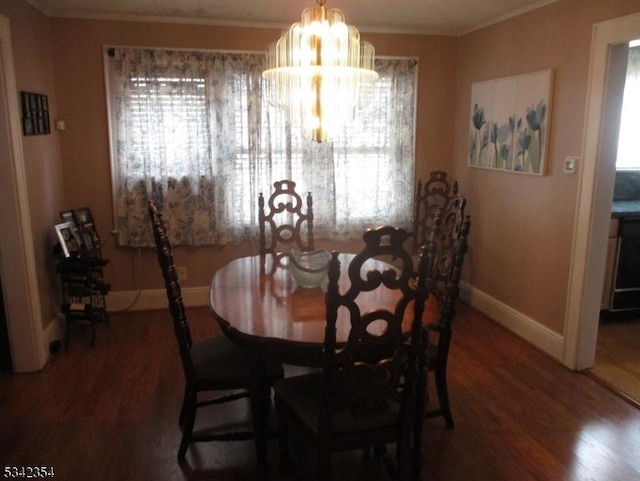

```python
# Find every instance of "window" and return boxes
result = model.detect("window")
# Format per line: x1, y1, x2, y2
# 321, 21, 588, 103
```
105, 47, 417, 246
616, 40, 640, 170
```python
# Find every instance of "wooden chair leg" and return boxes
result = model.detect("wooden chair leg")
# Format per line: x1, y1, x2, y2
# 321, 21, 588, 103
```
178, 386, 188, 427
375, 445, 397, 480
178, 390, 197, 460
315, 449, 332, 481
274, 396, 292, 474
413, 370, 426, 479
248, 363, 271, 470
434, 367, 454, 428
396, 435, 411, 481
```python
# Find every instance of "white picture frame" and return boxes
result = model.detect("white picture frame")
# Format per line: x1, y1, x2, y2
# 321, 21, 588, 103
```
55, 221, 80, 258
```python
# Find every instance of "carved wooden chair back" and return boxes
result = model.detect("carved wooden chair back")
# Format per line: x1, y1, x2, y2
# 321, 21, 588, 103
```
428, 195, 470, 314
413, 171, 459, 254
259, 180, 314, 258
320, 226, 432, 478
148, 200, 194, 379
424, 194, 471, 427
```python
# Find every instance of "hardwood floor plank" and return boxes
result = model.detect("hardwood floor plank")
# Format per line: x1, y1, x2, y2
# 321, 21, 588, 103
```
0, 303, 639, 480
592, 316, 640, 404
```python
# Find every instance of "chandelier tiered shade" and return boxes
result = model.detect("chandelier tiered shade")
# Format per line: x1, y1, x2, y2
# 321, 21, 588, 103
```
262, 1, 378, 143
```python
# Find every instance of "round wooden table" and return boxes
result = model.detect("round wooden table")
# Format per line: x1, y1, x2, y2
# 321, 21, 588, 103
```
209, 252, 406, 366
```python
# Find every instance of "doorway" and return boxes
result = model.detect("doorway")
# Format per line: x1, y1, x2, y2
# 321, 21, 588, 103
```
588, 37, 640, 406
564, 12, 640, 374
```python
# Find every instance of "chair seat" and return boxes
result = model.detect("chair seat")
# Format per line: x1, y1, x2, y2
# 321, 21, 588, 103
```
274, 372, 400, 436
192, 336, 284, 389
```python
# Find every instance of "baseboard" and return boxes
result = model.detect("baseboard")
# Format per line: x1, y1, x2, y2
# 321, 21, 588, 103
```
43, 316, 64, 347
105, 283, 564, 361
459, 281, 564, 361
106, 286, 210, 312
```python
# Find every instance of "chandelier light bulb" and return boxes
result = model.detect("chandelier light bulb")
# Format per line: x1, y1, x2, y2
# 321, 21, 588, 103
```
262, 0, 378, 143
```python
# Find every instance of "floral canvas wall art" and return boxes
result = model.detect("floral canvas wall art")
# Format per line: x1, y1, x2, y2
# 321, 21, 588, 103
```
468, 70, 553, 175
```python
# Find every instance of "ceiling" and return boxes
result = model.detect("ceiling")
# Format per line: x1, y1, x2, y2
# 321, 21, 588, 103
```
25, 0, 559, 36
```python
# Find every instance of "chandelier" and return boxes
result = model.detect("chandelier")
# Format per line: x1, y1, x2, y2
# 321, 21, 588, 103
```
262, 0, 378, 143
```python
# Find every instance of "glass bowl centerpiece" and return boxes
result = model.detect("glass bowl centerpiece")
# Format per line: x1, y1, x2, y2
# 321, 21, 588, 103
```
289, 249, 331, 288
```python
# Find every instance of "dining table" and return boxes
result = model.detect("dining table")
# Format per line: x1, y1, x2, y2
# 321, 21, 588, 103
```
208, 251, 413, 470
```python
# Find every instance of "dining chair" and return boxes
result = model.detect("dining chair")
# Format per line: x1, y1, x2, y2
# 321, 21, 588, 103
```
422, 195, 471, 428
412, 170, 459, 255
258, 180, 314, 259
147, 200, 284, 461
273, 225, 434, 481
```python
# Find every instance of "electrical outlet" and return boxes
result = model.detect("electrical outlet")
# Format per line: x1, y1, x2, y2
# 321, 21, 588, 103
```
177, 266, 187, 281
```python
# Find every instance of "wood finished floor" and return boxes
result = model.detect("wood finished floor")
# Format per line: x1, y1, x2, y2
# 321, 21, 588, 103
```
591, 316, 640, 406
1, 303, 640, 481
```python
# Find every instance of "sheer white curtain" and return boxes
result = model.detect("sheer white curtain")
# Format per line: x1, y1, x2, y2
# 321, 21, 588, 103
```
617, 45, 640, 169
107, 47, 417, 246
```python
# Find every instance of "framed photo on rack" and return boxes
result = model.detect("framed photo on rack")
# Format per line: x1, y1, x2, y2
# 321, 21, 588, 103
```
60, 210, 74, 223
80, 229, 96, 256
55, 221, 80, 258
72, 207, 94, 228
72, 207, 101, 252
60, 210, 83, 251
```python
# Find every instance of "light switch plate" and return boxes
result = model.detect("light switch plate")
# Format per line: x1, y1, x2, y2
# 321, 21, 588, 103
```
564, 156, 580, 174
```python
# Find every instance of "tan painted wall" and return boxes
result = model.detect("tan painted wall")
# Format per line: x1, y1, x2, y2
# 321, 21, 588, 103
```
453, 0, 640, 333
0, 0, 65, 329
5, 0, 640, 341
48, 19, 457, 292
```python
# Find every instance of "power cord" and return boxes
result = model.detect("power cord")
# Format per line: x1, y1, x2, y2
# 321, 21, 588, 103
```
108, 246, 142, 313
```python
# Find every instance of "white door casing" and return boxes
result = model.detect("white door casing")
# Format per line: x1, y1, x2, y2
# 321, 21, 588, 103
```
564, 12, 640, 371
0, 15, 47, 372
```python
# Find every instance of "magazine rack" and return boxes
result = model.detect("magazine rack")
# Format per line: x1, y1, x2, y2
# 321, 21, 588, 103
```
54, 208, 110, 348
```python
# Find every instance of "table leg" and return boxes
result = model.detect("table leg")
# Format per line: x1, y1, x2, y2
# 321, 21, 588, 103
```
248, 345, 271, 475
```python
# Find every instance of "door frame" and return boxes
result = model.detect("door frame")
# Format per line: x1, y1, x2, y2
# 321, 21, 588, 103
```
564, 12, 640, 370
0, 15, 47, 372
